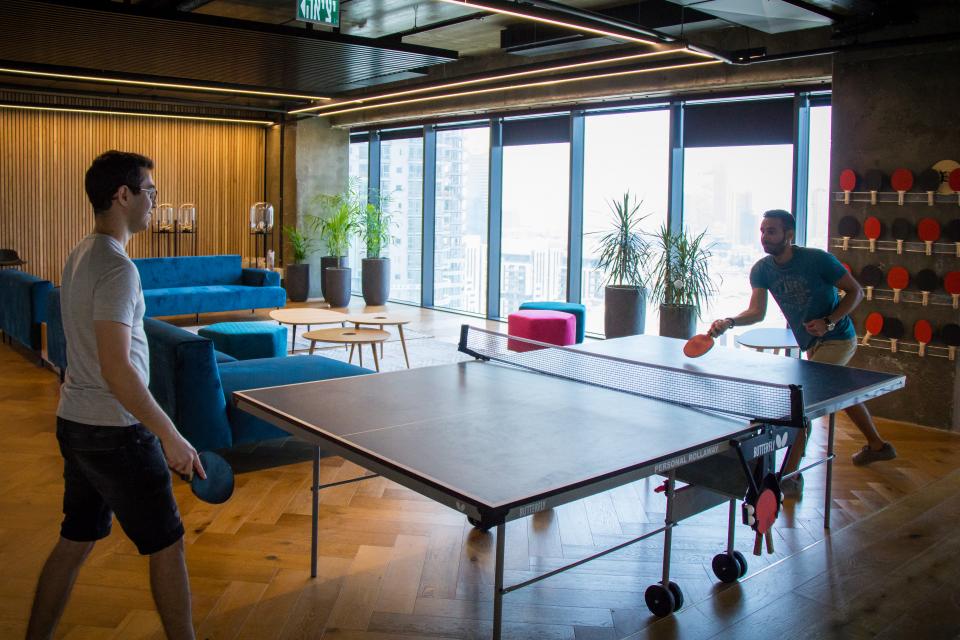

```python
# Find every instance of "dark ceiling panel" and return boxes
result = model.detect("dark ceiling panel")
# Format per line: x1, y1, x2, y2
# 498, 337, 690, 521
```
0, 0, 457, 95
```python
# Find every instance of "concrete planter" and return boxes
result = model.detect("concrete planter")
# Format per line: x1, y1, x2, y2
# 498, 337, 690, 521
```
320, 255, 349, 300
361, 258, 390, 306
324, 267, 352, 308
659, 304, 697, 340
604, 286, 646, 338
285, 263, 309, 302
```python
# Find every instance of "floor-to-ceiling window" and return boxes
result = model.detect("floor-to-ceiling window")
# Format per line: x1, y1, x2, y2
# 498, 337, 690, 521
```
582, 109, 670, 335
348, 139, 368, 292
806, 104, 832, 250
380, 134, 423, 304
500, 139, 570, 318
434, 126, 489, 315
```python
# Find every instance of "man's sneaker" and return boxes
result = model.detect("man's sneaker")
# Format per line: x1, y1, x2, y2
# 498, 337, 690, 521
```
780, 473, 804, 499
852, 442, 897, 466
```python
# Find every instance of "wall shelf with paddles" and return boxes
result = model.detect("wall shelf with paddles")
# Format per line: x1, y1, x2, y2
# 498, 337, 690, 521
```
859, 315, 959, 360
836, 163, 960, 206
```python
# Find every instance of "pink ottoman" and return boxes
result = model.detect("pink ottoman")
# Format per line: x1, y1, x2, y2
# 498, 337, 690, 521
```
507, 310, 577, 352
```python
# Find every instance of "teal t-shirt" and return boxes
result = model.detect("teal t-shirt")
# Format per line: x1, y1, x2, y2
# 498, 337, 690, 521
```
749, 246, 855, 351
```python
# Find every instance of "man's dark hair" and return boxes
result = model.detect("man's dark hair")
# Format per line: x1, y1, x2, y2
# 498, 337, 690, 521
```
762, 209, 796, 233
84, 151, 154, 214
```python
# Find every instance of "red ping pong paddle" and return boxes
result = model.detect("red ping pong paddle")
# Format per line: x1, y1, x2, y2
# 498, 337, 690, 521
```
917, 168, 941, 206
917, 217, 941, 256
858, 264, 883, 301
837, 216, 860, 251
839, 169, 857, 205
862, 312, 883, 346
863, 170, 884, 206
913, 319, 933, 357
882, 318, 904, 354
890, 168, 913, 206
863, 216, 882, 253
950, 168, 960, 206
945, 219, 960, 257
891, 218, 911, 255
886, 266, 909, 303
683, 332, 715, 358
915, 269, 940, 307
945, 271, 960, 310
942, 323, 960, 362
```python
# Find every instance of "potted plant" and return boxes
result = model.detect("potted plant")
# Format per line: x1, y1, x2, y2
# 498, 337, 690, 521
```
647, 224, 718, 340
594, 192, 651, 338
309, 193, 358, 308
356, 192, 393, 306
282, 225, 315, 302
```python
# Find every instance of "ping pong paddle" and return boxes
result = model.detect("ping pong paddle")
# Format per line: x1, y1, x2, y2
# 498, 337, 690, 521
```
180, 451, 234, 504
838, 216, 860, 251
862, 312, 883, 346
917, 217, 941, 256
945, 219, 960, 257
914, 319, 933, 357
890, 168, 913, 206
863, 169, 884, 206
882, 317, 904, 354
863, 216, 883, 253
839, 169, 858, 205
950, 168, 960, 206
942, 323, 960, 361
886, 266, 909, 303
683, 331, 716, 358
917, 168, 941, 206
891, 218, 911, 255
858, 264, 883, 301
945, 271, 960, 309
915, 269, 940, 307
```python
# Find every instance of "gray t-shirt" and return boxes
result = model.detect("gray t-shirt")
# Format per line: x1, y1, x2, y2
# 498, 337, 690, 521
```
57, 233, 149, 426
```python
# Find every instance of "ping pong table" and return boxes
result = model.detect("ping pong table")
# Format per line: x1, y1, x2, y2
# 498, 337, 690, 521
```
234, 326, 904, 637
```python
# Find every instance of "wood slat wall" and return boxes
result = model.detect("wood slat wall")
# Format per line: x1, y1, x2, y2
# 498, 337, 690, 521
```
0, 107, 266, 284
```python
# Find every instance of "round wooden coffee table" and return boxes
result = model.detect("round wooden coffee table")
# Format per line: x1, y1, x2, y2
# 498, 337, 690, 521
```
269, 308, 347, 353
302, 327, 390, 371
343, 313, 412, 368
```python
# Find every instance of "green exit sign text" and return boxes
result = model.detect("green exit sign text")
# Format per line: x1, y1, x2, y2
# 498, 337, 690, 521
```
297, 0, 339, 27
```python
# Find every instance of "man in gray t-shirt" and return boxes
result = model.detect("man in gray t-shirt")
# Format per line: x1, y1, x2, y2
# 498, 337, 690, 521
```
28, 152, 201, 640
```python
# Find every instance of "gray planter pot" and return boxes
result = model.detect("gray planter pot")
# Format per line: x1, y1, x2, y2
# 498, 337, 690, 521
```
320, 255, 349, 300
604, 286, 646, 338
361, 258, 390, 306
285, 263, 309, 303
324, 267, 352, 308
659, 304, 697, 340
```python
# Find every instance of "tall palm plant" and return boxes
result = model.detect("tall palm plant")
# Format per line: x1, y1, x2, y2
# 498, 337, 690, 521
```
595, 192, 650, 288
647, 224, 718, 313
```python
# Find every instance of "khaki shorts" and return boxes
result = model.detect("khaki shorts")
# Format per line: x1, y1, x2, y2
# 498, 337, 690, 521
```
806, 337, 857, 365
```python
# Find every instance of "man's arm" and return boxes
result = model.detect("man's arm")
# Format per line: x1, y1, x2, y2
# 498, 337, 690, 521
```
95, 320, 204, 478
709, 288, 768, 336
803, 272, 863, 337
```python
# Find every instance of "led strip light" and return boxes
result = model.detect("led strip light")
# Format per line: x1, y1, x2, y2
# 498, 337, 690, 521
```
0, 103, 274, 125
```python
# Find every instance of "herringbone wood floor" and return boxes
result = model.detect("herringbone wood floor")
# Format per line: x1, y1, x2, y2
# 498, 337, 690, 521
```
3, 304, 960, 639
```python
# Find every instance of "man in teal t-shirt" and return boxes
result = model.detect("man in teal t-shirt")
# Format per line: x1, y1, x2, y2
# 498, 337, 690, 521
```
709, 210, 896, 497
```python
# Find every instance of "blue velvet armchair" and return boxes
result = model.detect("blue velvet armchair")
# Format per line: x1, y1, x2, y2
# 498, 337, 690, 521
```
0, 268, 52, 358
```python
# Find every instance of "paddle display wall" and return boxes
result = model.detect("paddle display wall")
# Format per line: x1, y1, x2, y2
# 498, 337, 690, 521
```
0, 95, 266, 285
831, 43, 960, 430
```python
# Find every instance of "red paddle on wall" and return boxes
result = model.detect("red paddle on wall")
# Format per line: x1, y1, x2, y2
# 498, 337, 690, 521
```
945, 271, 960, 310
913, 320, 933, 358
890, 168, 913, 206
861, 312, 884, 346
950, 168, 960, 206
839, 169, 858, 205
917, 217, 941, 256
886, 266, 909, 303
863, 216, 883, 253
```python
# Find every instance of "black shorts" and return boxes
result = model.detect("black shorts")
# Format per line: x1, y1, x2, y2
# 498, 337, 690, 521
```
56, 417, 185, 555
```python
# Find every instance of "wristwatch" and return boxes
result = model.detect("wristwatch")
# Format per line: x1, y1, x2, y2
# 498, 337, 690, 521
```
725, 317, 736, 329
823, 316, 836, 331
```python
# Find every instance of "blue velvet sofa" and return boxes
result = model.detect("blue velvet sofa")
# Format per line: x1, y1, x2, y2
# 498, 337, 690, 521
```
133, 255, 286, 318
45, 288, 370, 450
0, 268, 52, 356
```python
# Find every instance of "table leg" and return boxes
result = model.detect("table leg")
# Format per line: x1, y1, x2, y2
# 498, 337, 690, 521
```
825, 413, 836, 529
379, 324, 385, 358
358, 343, 363, 367
726, 499, 736, 554
371, 343, 380, 372
348, 343, 355, 364
311, 446, 320, 578
493, 523, 505, 640
290, 324, 297, 353
309, 340, 316, 355
661, 471, 675, 586
398, 324, 410, 369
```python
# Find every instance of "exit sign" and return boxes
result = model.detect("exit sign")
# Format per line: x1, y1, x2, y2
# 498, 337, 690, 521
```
297, 0, 339, 27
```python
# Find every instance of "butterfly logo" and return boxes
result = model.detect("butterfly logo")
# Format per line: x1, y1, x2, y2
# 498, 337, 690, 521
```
775, 433, 789, 449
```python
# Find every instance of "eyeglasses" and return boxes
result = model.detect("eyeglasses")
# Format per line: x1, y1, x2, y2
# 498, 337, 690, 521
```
132, 185, 158, 202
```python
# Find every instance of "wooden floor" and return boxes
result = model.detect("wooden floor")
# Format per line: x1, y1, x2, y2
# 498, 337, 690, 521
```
3, 302, 960, 639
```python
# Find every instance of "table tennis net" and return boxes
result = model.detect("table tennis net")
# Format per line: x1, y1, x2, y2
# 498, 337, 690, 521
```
459, 326, 798, 424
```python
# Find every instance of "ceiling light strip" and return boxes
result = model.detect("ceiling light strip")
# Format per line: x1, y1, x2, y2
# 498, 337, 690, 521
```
290, 48, 707, 115
0, 103, 274, 126
0, 67, 330, 101
436, 0, 658, 46
315, 59, 721, 118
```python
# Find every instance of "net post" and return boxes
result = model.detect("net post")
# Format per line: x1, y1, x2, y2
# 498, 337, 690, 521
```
458, 324, 489, 360
789, 385, 805, 429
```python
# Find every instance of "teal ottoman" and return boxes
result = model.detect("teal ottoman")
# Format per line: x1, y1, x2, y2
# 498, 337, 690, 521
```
519, 301, 586, 343
198, 322, 287, 361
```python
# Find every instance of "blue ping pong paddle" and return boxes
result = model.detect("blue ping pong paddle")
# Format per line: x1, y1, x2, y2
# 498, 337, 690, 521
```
181, 451, 234, 504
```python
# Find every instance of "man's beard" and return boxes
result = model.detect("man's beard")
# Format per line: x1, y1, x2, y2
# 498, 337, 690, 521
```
762, 239, 789, 256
